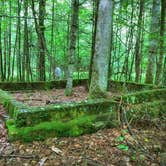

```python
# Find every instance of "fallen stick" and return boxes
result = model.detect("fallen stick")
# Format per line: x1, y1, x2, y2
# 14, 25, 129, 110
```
17, 98, 43, 102
0, 154, 39, 159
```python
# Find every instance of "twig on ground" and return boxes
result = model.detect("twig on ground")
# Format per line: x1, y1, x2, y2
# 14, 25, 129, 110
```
17, 98, 43, 102
0, 154, 39, 159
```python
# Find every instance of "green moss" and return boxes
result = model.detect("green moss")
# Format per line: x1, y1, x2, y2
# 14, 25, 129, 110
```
120, 88, 166, 104
88, 85, 109, 99
68, 125, 83, 136
6, 111, 119, 142
65, 88, 72, 96
6, 119, 15, 125
0, 79, 88, 91
6, 115, 96, 142
0, 79, 164, 92
108, 80, 165, 93
13, 99, 114, 127
0, 89, 14, 104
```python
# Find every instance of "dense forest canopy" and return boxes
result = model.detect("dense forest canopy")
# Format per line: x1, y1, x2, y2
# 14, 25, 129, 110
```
0, 0, 165, 86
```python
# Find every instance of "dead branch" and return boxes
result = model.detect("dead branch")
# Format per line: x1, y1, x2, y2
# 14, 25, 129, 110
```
17, 98, 43, 102
0, 154, 39, 159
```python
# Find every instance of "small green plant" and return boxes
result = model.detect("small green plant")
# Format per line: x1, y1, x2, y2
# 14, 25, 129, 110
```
117, 144, 129, 151
116, 136, 125, 142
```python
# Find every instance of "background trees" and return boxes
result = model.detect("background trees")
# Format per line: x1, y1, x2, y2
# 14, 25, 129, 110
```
0, 0, 165, 86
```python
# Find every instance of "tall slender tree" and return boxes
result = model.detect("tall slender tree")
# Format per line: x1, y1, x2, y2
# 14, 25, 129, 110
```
155, 0, 166, 85
135, 0, 144, 82
24, 0, 30, 82
0, 16, 3, 81
31, 0, 46, 81
163, 57, 166, 85
16, 0, 22, 81
49, 0, 55, 80
145, 0, 161, 84
89, 0, 99, 85
7, 0, 12, 81
65, 0, 79, 96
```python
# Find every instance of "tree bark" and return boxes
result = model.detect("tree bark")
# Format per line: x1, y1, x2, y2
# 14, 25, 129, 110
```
163, 57, 166, 85
0, 17, 4, 81
65, 0, 79, 96
145, 0, 160, 84
155, 0, 166, 85
89, 0, 113, 98
89, 0, 99, 85
135, 0, 144, 82
24, 0, 30, 82
16, 0, 22, 81
49, 0, 55, 80
7, 0, 12, 81
31, 0, 46, 81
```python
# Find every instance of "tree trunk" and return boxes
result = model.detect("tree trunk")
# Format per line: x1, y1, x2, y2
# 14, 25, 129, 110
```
7, 0, 12, 81
49, 0, 55, 80
89, 0, 113, 98
155, 0, 166, 85
65, 0, 79, 96
24, 0, 30, 82
163, 57, 166, 85
16, 0, 22, 81
0, 17, 4, 81
89, 0, 99, 85
31, 0, 46, 81
135, 0, 144, 82
145, 0, 160, 84
3, 32, 7, 81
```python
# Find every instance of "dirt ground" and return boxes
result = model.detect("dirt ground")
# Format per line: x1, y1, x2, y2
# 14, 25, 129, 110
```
11, 86, 120, 107
0, 87, 166, 166
11, 86, 88, 107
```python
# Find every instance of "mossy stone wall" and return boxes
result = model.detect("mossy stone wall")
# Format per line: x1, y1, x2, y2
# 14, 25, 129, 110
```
15, 99, 117, 127
108, 80, 164, 92
0, 80, 165, 142
0, 79, 164, 92
120, 89, 166, 104
0, 79, 87, 91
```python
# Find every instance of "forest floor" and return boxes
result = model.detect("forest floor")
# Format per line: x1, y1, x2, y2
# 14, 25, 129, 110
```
11, 86, 88, 107
11, 86, 121, 107
0, 87, 165, 166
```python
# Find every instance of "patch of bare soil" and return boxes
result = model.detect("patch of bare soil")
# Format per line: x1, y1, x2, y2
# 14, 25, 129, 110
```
0, 104, 165, 166
11, 86, 121, 107
11, 86, 88, 107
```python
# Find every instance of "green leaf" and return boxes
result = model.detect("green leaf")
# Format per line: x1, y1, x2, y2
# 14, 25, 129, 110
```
117, 144, 129, 151
116, 136, 124, 142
